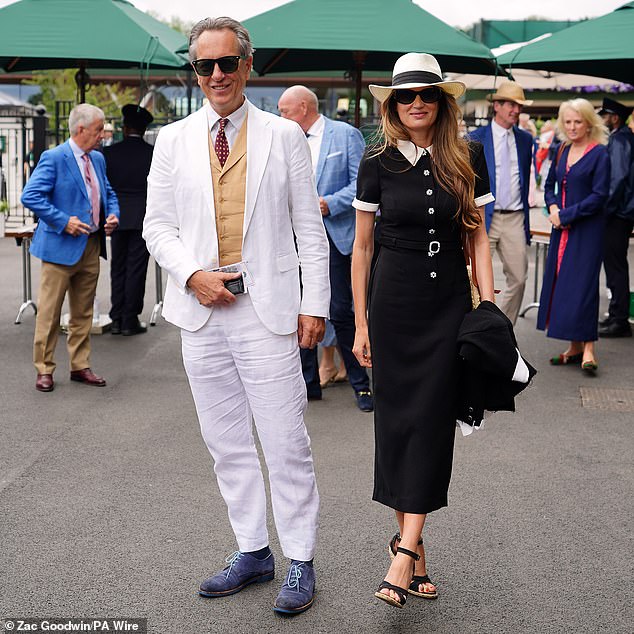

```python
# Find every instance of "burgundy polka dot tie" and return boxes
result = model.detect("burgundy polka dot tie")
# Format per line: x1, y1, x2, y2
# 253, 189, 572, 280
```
214, 118, 229, 167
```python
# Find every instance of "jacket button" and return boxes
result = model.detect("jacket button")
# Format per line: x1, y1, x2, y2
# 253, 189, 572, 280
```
426, 189, 433, 195
424, 169, 430, 176
429, 228, 435, 234
430, 272, 436, 278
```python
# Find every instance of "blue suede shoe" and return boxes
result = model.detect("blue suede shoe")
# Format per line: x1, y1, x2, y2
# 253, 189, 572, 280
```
273, 561, 316, 615
355, 390, 374, 412
199, 551, 275, 598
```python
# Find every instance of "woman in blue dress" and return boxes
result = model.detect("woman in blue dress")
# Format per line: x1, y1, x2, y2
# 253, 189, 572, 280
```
537, 98, 610, 373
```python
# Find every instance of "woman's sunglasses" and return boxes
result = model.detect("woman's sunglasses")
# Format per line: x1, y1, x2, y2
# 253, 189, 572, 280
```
191, 55, 247, 76
392, 86, 443, 105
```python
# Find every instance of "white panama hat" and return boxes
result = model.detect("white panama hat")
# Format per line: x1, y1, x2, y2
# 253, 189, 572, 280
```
369, 53, 466, 103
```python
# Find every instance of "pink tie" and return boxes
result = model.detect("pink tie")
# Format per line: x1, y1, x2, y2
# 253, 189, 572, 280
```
81, 153, 100, 227
214, 119, 230, 167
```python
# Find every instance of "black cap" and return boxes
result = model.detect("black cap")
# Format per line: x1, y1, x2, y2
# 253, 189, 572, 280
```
598, 97, 633, 121
122, 104, 154, 131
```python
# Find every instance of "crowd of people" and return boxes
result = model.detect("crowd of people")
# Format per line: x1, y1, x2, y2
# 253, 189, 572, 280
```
18, 14, 632, 617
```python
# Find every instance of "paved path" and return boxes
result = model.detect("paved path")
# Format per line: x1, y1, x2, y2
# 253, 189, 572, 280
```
0, 236, 632, 633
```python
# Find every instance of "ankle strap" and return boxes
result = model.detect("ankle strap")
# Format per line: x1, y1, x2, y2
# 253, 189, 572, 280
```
396, 546, 420, 561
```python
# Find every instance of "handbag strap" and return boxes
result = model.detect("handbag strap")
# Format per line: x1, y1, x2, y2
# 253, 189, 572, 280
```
462, 229, 479, 291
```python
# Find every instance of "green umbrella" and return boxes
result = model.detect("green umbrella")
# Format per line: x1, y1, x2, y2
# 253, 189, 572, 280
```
497, 2, 634, 85
240, 0, 499, 126
0, 0, 188, 101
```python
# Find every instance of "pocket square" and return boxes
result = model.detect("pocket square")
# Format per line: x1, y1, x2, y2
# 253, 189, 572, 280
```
326, 151, 343, 159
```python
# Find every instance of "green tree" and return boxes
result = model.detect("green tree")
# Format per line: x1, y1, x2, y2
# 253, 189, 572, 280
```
25, 68, 138, 121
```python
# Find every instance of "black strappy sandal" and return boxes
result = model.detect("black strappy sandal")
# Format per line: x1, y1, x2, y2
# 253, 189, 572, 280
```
375, 546, 420, 608
388, 532, 423, 560
409, 574, 438, 599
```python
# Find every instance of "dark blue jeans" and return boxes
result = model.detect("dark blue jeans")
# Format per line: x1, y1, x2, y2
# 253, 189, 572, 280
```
301, 235, 370, 397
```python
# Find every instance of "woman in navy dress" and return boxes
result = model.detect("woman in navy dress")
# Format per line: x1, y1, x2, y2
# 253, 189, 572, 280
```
350, 53, 494, 608
537, 99, 610, 373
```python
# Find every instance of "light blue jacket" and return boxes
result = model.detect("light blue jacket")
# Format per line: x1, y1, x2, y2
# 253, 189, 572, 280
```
21, 140, 119, 265
316, 117, 365, 255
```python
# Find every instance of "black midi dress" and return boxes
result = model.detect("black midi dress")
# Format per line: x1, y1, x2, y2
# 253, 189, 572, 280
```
354, 141, 491, 514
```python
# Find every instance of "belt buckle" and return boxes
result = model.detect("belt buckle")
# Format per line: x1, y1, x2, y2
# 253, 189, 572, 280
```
428, 240, 440, 257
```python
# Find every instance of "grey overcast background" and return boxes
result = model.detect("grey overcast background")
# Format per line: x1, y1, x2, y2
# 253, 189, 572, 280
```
0, 0, 628, 29
127, 0, 627, 29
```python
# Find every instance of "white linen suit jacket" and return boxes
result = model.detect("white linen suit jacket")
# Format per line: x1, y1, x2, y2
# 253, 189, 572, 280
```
143, 100, 330, 334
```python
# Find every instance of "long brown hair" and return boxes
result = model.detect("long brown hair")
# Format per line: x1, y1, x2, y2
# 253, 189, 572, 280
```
369, 91, 480, 233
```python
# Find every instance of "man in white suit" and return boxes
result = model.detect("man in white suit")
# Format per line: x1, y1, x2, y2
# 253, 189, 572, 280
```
143, 17, 329, 615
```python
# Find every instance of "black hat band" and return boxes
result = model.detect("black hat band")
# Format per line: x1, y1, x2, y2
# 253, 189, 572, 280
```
392, 70, 442, 86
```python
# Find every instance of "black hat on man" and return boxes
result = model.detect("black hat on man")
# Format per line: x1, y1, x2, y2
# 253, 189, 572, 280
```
598, 97, 633, 121
122, 104, 153, 131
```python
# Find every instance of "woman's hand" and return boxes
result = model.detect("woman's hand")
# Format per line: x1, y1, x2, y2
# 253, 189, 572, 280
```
353, 327, 372, 368
548, 205, 562, 229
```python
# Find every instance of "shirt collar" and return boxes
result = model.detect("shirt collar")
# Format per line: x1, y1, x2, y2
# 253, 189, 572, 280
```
206, 97, 248, 131
396, 139, 433, 166
306, 114, 324, 138
69, 138, 86, 158
491, 119, 513, 138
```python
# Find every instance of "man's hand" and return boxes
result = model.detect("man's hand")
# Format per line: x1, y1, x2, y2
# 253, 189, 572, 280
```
186, 270, 242, 307
297, 315, 325, 349
319, 197, 330, 217
64, 216, 91, 236
104, 214, 119, 236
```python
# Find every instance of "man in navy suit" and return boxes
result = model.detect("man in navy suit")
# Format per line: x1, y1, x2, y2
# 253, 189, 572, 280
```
469, 80, 534, 324
21, 104, 120, 392
104, 104, 154, 337
278, 85, 373, 411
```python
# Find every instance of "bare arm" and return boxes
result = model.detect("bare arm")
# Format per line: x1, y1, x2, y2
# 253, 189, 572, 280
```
351, 211, 375, 367
472, 206, 495, 303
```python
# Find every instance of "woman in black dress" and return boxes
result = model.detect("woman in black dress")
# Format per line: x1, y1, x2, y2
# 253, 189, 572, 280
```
351, 53, 495, 608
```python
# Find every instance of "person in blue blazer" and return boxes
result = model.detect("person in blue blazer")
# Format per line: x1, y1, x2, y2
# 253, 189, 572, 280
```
278, 86, 373, 411
21, 104, 120, 393
468, 80, 534, 324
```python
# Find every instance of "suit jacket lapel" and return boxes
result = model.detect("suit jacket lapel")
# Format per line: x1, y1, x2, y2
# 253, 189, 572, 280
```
63, 142, 89, 203
315, 117, 333, 186
190, 108, 215, 217
484, 125, 496, 197
512, 126, 526, 196
244, 101, 271, 237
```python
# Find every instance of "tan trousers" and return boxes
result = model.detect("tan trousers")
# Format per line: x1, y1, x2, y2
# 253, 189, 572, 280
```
488, 211, 528, 325
33, 234, 100, 374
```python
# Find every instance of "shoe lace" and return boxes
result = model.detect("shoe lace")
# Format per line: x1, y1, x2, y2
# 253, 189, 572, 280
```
285, 562, 304, 592
223, 551, 242, 579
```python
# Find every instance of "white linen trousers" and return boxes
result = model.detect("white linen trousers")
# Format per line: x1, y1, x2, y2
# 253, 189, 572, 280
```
181, 294, 319, 562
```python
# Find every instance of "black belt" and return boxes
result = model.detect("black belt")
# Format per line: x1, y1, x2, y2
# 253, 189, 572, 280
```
378, 235, 460, 253
496, 209, 523, 214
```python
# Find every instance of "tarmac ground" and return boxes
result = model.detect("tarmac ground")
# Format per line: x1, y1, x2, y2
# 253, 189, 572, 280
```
0, 228, 632, 634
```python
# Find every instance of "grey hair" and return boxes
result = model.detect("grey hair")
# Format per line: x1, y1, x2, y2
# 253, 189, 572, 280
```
68, 104, 104, 136
189, 16, 254, 61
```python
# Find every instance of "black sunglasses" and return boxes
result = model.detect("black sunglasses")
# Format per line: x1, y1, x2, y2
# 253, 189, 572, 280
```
392, 86, 443, 105
191, 55, 246, 76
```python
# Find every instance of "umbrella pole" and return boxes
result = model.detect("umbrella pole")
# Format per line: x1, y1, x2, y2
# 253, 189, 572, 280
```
353, 51, 367, 128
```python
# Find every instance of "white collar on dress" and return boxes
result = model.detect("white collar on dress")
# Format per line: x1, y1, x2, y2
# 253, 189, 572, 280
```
397, 139, 433, 166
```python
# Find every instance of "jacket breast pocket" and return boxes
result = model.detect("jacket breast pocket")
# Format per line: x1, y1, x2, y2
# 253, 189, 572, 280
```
277, 252, 299, 272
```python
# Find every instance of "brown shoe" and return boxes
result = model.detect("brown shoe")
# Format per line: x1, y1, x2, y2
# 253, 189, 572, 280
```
35, 373, 54, 392
70, 368, 106, 387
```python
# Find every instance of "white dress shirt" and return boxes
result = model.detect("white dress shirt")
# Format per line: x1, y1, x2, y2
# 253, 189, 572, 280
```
206, 98, 249, 151
305, 114, 325, 174
491, 119, 522, 211
69, 137, 100, 232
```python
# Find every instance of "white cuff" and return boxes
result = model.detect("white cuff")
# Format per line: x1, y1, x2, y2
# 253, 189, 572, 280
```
475, 192, 494, 207
353, 198, 379, 213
